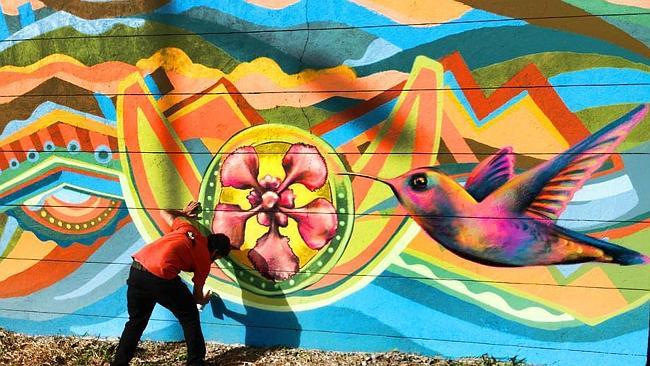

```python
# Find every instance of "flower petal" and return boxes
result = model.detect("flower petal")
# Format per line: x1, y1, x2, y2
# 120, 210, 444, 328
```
248, 226, 299, 281
259, 174, 281, 190
220, 146, 260, 189
279, 189, 295, 209
261, 191, 280, 209
212, 204, 257, 249
275, 212, 289, 227
278, 143, 328, 191
257, 211, 288, 227
257, 212, 272, 227
247, 191, 261, 206
283, 198, 337, 250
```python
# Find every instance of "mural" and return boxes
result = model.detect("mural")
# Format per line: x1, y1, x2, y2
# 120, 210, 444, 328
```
0, 1, 648, 365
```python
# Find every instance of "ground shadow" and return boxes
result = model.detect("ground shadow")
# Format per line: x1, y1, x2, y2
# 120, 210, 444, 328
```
205, 344, 273, 366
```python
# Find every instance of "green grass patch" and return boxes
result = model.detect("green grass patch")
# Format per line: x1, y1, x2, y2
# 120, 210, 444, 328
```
257, 105, 336, 130
472, 52, 650, 95
577, 104, 650, 151
0, 22, 239, 71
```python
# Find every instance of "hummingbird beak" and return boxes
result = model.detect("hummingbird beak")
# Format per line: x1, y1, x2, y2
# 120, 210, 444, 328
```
338, 172, 390, 186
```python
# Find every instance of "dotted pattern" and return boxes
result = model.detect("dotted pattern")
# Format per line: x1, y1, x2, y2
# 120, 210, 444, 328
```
0, 141, 114, 177
37, 200, 120, 232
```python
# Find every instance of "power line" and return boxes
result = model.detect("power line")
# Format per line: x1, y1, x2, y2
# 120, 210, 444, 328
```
0, 11, 648, 44
0, 83, 647, 99
2, 149, 650, 156
2, 203, 649, 225
0, 256, 647, 292
0, 307, 644, 357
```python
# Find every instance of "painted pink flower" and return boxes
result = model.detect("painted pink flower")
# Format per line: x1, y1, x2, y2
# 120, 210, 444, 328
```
212, 143, 338, 281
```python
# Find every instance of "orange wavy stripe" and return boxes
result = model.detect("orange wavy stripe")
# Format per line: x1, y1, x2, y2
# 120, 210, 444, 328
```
0, 60, 136, 104
233, 70, 408, 109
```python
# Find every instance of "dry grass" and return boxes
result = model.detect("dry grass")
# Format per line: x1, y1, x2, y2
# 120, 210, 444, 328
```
0, 328, 528, 365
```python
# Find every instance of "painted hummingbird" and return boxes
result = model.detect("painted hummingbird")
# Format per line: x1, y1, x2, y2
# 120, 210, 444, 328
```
344, 105, 649, 266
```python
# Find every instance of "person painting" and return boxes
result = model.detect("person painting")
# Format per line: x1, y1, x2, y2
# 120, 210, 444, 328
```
112, 201, 231, 366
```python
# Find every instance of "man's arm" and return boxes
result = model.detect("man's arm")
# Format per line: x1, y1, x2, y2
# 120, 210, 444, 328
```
160, 201, 202, 228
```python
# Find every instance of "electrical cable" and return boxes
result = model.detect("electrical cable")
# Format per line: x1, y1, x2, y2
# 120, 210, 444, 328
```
0, 11, 648, 43
0, 83, 647, 99
2, 149, 650, 156
2, 203, 649, 225
0, 307, 644, 357
0, 256, 647, 291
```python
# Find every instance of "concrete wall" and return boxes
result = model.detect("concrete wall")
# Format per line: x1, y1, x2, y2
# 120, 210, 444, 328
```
0, 1, 648, 365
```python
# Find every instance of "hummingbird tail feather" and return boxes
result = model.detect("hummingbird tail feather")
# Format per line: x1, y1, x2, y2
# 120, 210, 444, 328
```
609, 252, 650, 266
552, 225, 649, 265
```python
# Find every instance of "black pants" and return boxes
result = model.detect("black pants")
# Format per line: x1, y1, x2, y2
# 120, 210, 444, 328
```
112, 266, 206, 366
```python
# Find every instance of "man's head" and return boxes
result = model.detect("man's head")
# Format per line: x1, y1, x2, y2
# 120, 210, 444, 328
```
207, 233, 231, 261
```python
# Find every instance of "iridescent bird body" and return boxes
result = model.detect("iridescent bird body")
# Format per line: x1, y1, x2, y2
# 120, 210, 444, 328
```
348, 105, 650, 266
400, 172, 615, 266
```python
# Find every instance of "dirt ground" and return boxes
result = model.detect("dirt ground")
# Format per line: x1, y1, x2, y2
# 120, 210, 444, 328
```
0, 328, 529, 365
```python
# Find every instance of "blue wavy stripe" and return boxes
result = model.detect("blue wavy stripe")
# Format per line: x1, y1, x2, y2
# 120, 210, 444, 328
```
155, 1, 526, 49
549, 68, 650, 112
343, 38, 402, 67
0, 11, 144, 52
373, 273, 649, 365
1, 170, 122, 208
321, 99, 397, 148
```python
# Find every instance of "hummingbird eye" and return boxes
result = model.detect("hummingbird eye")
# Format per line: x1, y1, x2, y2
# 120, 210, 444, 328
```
409, 174, 429, 191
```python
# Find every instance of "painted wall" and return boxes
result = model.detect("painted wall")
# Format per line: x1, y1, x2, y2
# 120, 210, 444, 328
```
0, 1, 648, 365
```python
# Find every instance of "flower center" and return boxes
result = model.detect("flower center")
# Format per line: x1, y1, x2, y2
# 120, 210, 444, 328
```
261, 191, 280, 209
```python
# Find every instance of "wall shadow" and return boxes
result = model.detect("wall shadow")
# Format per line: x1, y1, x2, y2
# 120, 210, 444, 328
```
205, 280, 301, 365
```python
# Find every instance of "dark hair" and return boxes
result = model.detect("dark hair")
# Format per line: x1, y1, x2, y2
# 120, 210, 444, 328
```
207, 233, 231, 257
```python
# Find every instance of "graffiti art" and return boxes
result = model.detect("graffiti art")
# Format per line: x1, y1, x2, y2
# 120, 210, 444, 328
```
0, 1, 648, 365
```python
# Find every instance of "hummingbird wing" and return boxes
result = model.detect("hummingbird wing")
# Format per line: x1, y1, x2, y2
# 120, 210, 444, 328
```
464, 147, 515, 201
488, 104, 648, 220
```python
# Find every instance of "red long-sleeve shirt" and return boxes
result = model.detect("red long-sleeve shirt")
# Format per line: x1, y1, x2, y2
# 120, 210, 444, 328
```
133, 218, 211, 289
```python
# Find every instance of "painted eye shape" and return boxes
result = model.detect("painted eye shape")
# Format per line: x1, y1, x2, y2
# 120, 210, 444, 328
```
408, 174, 429, 191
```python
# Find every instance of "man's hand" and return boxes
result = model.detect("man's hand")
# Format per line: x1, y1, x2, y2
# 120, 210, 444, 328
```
161, 201, 203, 227
199, 289, 212, 305
194, 288, 212, 305
182, 201, 202, 218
